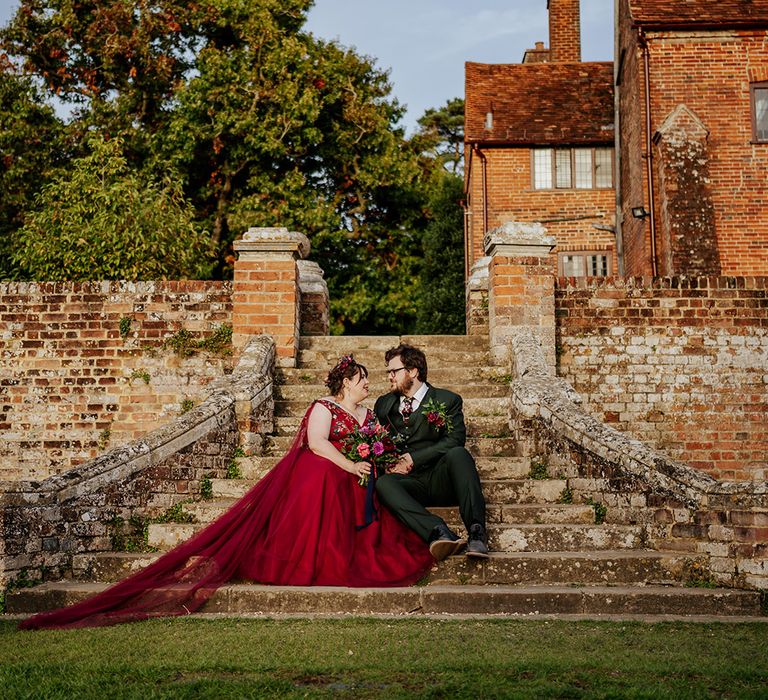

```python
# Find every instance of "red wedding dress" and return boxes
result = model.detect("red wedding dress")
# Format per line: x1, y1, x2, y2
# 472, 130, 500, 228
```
20, 400, 433, 630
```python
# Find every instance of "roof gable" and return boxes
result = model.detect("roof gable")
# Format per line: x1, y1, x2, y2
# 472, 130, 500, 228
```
465, 62, 614, 145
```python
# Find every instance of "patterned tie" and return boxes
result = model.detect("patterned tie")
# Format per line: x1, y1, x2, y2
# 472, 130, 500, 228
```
401, 397, 414, 423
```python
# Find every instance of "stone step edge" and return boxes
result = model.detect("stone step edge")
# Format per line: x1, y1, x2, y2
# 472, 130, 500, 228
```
76, 548, 689, 566
8, 582, 762, 617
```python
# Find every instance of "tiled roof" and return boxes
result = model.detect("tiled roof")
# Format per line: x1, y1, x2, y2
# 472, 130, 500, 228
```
465, 62, 614, 145
630, 0, 768, 27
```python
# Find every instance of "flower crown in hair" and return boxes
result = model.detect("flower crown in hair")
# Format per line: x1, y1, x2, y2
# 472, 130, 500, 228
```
325, 354, 355, 387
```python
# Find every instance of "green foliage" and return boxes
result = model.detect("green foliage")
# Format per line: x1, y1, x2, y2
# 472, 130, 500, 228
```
108, 515, 152, 553
129, 368, 151, 385
96, 427, 111, 450
415, 173, 466, 334
412, 97, 465, 174
528, 458, 549, 480
226, 446, 245, 479
557, 486, 574, 504
682, 558, 718, 588
0, 63, 67, 279
11, 135, 214, 280
200, 473, 213, 500
118, 316, 132, 339
180, 399, 195, 415
585, 497, 608, 524
153, 502, 194, 524
1, 2, 471, 333
164, 324, 233, 357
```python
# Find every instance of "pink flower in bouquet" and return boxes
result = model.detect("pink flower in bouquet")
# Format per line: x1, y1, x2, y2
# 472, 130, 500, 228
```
357, 443, 371, 458
372, 441, 385, 457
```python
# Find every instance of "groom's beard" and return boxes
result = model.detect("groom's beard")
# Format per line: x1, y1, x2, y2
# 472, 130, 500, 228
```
392, 374, 414, 396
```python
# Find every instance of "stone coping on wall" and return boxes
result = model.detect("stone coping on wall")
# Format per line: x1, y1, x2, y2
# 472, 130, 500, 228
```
509, 329, 768, 509
0, 334, 275, 505
555, 275, 768, 291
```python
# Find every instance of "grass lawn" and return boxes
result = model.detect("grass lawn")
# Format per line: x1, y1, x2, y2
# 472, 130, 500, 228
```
1, 617, 767, 699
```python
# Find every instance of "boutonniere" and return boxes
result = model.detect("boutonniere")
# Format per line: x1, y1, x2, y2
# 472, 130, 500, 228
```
421, 398, 453, 432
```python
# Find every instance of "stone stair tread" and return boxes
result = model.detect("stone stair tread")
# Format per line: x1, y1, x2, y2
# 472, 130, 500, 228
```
299, 335, 490, 350
8, 580, 762, 617
68, 548, 687, 585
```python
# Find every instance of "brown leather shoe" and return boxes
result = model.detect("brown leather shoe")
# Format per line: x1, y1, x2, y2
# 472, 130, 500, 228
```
428, 523, 467, 561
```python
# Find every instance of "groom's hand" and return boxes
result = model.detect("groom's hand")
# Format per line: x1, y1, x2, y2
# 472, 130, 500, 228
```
389, 453, 413, 475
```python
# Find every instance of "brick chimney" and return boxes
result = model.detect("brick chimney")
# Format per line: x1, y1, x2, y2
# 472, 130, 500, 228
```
548, 0, 581, 63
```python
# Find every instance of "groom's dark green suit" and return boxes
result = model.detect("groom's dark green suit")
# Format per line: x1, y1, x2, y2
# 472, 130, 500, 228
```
373, 385, 486, 542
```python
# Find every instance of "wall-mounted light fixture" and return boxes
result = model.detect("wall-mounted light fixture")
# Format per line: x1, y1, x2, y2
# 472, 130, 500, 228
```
631, 206, 650, 219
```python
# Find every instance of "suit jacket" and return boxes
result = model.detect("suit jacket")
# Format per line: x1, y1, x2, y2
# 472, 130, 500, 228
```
373, 384, 467, 471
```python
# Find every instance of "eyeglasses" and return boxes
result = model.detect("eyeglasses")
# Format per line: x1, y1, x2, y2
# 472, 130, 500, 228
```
386, 367, 408, 377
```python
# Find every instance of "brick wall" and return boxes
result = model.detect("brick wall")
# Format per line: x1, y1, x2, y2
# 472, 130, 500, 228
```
0, 281, 233, 481
466, 147, 615, 270
556, 276, 768, 480
549, 0, 581, 63
1, 336, 274, 586
618, 1, 768, 276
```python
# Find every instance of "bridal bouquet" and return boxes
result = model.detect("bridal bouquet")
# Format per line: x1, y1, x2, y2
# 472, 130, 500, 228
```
342, 422, 403, 486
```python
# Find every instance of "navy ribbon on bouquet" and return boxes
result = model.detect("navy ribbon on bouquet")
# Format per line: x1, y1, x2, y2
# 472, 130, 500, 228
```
356, 466, 379, 530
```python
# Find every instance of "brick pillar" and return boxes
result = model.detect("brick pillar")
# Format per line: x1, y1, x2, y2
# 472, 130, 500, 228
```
233, 227, 310, 367
484, 222, 556, 368
549, 0, 581, 63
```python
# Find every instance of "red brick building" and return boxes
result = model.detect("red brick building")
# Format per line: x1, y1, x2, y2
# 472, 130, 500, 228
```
464, 1, 617, 278
617, 0, 768, 276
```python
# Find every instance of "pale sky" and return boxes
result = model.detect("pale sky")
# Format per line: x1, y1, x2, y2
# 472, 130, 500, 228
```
0, 0, 614, 132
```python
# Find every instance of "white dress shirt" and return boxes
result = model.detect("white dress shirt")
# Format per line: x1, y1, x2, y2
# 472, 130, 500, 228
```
399, 382, 429, 415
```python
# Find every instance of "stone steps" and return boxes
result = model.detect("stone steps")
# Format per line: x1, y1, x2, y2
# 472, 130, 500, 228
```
264, 435, 519, 457
145, 519, 644, 553
277, 366, 510, 386
12, 334, 763, 622
297, 348, 491, 368
237, 455, 532, 481
275, 383, 509, 400
274, 397, 509, 417
299, 335, 491, 351
272, 415, 510, 437
181, 500, 595, 528
70, 548, 681, 587
8, 581, 762, 618
202, 477, 569, 504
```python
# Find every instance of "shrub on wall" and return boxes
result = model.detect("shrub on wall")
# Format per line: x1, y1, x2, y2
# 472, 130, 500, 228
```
12, 135, 214, 281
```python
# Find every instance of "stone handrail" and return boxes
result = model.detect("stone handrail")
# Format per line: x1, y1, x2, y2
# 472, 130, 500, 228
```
1, 335, 275, 586
509, 328, 768, 509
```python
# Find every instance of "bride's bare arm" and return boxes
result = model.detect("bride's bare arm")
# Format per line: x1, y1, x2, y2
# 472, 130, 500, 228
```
306, 403, 371, 478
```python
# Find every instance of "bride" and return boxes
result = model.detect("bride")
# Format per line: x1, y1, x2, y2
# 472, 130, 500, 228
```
20, 355, 434, 630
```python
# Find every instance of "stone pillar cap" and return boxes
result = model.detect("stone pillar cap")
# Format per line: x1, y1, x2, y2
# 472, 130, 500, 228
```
484, 221, 555, 257
234, 227, 311, 259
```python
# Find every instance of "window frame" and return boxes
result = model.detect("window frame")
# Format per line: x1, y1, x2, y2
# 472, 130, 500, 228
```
557, 251, 612, 278
750, 81, 768, 144
531, 147, 614, 190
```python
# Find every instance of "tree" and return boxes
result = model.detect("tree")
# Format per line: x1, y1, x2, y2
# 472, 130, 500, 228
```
0, 56, 67, 278
415, 172, 466, 334
12, 135, 214, 280
1, 1, 465, 334
412, 97, 465, 174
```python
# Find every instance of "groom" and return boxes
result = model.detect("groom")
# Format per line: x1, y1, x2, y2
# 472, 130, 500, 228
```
374, 343, 489, 561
